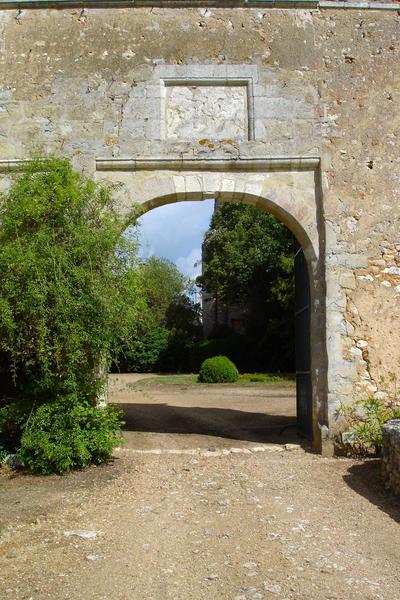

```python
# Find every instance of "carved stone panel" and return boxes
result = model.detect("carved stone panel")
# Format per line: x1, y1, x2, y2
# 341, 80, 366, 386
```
163, 82, 249, 141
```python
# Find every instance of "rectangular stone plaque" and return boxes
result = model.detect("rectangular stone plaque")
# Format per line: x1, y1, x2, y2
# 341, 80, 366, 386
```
163, 82, 249, 141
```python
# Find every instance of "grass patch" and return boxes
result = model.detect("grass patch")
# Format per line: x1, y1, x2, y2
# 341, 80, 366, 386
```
239, 373, 295, 384
137, 374, 198, 386
130, 373, 295, 387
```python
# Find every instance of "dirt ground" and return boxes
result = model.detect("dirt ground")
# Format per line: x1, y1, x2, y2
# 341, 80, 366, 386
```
1, 376, 399, 600
109, 373, 299, 449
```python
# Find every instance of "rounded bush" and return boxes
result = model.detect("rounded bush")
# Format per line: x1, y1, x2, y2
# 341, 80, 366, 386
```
18, 396, 124, 475
198, 355, 239, 384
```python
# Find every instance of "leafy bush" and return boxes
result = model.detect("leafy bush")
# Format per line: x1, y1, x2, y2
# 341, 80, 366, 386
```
338, 396, 400, 455
0, 399, 32, 456
198, 356, 239, 384
18, 397, 123, 475
115, 326, 169, 373
0, 157, 144, 473
0, 157, 144, 403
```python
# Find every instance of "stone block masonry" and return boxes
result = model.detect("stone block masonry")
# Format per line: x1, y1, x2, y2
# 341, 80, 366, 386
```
0, 3, 399, 451
382, 420, 400, 496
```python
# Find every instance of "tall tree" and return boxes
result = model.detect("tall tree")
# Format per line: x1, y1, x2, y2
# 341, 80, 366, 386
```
115, 257, 201, 373
197, 203, 295, 371
138, 257, 185, 326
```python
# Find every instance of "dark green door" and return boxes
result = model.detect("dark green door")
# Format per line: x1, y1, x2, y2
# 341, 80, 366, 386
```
294, 239, 312, 439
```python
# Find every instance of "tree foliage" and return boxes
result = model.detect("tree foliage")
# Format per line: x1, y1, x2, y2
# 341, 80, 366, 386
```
197, 203, 294, 305
114, 257, 202, 373
138, 256, 185, 326
196, 203, 295, 371
0, 157, 144, 470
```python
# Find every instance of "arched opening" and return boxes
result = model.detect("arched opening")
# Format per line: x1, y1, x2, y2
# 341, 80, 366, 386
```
147, 194, 313, 440
109, 192, 315, 446
97, 158, 325, 451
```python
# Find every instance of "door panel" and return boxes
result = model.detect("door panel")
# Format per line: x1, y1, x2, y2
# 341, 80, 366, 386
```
294, 239, 312, 439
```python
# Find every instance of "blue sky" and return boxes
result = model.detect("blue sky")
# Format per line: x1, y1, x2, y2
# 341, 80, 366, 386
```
135, 200, 215, 278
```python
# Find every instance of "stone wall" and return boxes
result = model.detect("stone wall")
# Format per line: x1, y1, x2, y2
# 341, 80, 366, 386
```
382, 420, 400, 496
0, 4, 399, 450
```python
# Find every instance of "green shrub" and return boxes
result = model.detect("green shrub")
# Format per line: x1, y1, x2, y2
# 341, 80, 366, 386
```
0, 157, 145, 473
0, 156, 145, 401
198, 356, 239, 384
338, 396, 400, 455
115, 326, 169, 373
0, 399, 32, 455
19, 397, 123, 475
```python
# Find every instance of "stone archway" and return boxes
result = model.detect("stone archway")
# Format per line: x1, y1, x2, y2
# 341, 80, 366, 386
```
96, 156, 328, 452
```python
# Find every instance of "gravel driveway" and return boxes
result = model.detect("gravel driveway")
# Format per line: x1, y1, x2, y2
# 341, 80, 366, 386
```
1, 380, 399, 600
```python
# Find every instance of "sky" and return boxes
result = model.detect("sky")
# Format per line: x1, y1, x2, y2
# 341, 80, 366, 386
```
135, 200, 215, 279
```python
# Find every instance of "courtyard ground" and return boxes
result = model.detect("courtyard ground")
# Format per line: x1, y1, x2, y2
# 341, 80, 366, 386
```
0, 376, 399, 600
109, 373, 298, 450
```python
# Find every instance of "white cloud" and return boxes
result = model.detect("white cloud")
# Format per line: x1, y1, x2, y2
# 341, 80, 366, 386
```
132, 200, 214, 271
176, 247, 202, 278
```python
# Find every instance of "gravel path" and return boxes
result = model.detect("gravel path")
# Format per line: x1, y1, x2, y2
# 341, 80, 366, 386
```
1, 382, 399, 600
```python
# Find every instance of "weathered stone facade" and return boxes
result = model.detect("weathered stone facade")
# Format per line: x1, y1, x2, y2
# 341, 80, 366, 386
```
0, 2, 399, 452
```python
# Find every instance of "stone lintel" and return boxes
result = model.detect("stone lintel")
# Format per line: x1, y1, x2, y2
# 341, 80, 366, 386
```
95, 156, 321, 172
0, 156, 320, 173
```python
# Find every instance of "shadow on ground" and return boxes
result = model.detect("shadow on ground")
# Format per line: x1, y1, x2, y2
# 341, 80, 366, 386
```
343, 460, 400, 524
120, 402, 302, 445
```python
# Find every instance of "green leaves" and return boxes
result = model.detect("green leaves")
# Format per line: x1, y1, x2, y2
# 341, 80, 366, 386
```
138, 256, 186, 327
198, 355, 239, 384
198, 203, 294, 306
114, 256, 202, 373
338, 397, 400, 454
19, 398, 123, 475
196, 203, 295, 372
0, 157, 141, 470
0, 157, 144, 403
